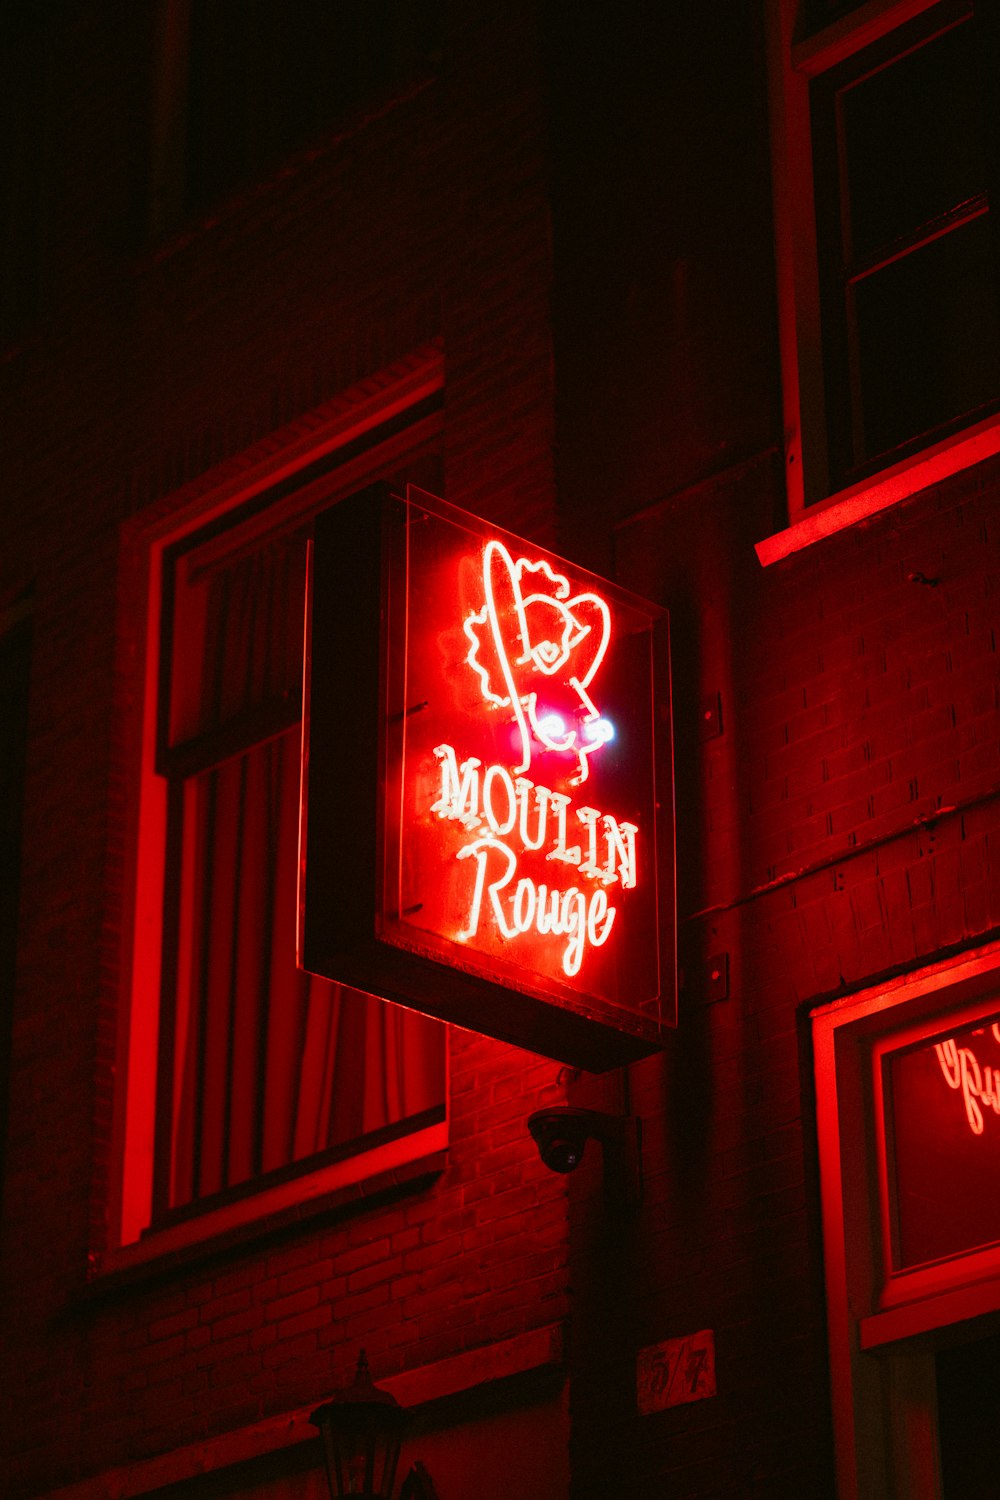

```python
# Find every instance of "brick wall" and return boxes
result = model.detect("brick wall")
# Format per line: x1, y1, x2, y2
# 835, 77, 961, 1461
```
4, 2, 1000, 1497
0, 4, 570, 1495
607, 450, 1000, 1496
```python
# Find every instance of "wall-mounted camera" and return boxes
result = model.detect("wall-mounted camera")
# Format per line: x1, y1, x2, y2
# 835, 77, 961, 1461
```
527, 1106, 642, 1207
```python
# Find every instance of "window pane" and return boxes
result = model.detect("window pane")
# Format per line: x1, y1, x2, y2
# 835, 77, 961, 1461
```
842, 17, 985, 259
186, 0, 441, 213
170, 727, 444, 1209
158, 430, 446, 1219
854, 213, 1000, 460
887, 1013, 1000, 1269
806, 0, 868, 27
168, 529, 308, 746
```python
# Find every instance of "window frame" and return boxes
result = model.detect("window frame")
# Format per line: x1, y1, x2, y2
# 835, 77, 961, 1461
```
107, 350, 448, 1269
812, 940, 1000, 1498
759, 0, 1000, 564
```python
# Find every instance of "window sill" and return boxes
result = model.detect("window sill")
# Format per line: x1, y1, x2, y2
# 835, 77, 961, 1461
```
861, 1265, 1000, 1350
755, 411, 1000, 565
91, 1120, 447, 1292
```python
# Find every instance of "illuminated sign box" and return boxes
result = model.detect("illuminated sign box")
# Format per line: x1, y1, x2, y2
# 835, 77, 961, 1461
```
299, 484, 675, 1071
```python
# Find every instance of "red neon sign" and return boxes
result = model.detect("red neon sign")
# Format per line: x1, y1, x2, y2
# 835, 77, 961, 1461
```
463, 538, 613, 784
886, 1013, 1000, 1268
933, 1025, 1000, 1136
299, 484, 675, 1070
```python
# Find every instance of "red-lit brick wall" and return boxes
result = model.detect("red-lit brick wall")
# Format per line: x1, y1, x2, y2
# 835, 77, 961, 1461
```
607, 447, 1000, 1496
3, 2, 1000, 1498
0, 4, 572, 1495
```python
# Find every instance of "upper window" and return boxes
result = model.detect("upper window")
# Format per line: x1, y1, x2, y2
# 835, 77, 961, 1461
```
766, 0, 1000, 534
149, 0, 441, 233
114, 358, 447, 1255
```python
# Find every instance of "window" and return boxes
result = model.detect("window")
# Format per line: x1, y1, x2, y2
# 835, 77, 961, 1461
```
114, 355, 447, 1257
812, 943, 1000, 1497
764, 0, 1000, 550
149, 0, 442, 234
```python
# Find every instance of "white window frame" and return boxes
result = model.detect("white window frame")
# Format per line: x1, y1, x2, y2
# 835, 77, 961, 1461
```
759, 0, 1000, 564
106, 349, 448, 1271
812, 939, 1000, 1498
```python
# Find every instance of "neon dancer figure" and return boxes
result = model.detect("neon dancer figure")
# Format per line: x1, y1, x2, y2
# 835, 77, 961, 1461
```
464, 540, 613, 784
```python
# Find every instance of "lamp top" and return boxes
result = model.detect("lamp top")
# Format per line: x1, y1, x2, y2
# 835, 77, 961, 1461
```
310, 1350, 406, 1429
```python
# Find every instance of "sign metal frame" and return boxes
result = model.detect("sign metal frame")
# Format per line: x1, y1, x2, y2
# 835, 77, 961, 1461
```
298, 483, 676, 1071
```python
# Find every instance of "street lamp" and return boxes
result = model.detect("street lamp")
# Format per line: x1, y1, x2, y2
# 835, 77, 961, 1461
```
311, 1350, 436, 1499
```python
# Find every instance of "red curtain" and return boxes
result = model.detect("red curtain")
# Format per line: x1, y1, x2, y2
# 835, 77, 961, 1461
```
168, 534, 444, 1209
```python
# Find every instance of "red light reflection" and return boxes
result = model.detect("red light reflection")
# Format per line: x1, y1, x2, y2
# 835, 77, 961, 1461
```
888, 1014, 1000, 1268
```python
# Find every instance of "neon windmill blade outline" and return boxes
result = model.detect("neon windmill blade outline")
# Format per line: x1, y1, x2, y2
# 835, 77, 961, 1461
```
463, 539, 613, 784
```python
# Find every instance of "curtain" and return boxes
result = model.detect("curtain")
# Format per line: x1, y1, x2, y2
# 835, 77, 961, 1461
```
168, 534, 444, 1209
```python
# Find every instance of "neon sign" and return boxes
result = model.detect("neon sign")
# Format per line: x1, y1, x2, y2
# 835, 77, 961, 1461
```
432, 747, 623, 976
934, 1025, 1000, 1135
299, 483, 676, 1071
886, 1012, 1000, 1269
425, 536, 641, 982
463, 539, 613, 784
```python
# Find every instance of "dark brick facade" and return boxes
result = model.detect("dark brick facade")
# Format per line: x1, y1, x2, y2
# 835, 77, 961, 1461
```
2, 4, 999, 1498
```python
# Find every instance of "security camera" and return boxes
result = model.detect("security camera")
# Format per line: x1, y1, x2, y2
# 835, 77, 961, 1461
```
527, 1107, 643, 1206
527, 1107, 597, 1173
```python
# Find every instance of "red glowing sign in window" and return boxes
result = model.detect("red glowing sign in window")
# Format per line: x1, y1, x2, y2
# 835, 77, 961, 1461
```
931, 1026, 1000, 1136
300, 484, 675, 1071
885, 1013, 1000, 1269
